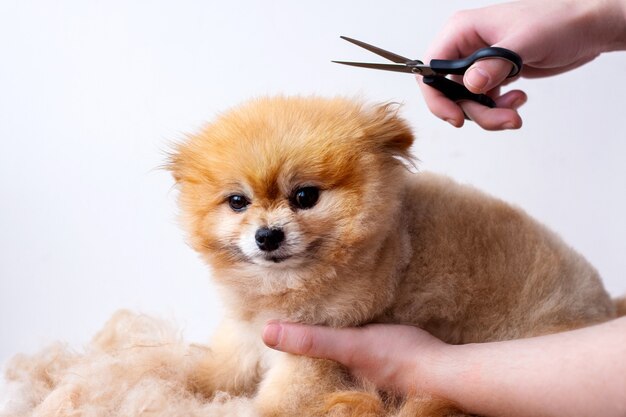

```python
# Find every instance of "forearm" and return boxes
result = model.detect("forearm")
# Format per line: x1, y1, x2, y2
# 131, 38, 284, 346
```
429, 317, 626, 417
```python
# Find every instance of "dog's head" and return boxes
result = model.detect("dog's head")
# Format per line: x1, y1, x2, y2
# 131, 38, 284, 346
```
169, 96, 414, 293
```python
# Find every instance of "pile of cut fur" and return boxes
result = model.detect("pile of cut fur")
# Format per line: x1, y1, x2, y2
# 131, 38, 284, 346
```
1, 310, 256, 417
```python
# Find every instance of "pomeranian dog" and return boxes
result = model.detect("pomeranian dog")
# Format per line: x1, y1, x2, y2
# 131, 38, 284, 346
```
168, 96, 615, 417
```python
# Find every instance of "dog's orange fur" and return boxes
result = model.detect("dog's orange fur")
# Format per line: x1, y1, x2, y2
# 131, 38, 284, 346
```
169, 96, 615, 416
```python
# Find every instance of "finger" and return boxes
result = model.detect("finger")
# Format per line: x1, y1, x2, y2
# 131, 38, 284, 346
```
424, 9, 489, 61
464, 58, 514, 94
459, 96, 524, 131
494, 89, 527, 110
520, 54, 599, 78
263, 321, 358, 366
417, 76, 465, 128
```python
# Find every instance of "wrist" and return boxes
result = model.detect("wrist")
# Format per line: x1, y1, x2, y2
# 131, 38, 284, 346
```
414, 342, 470, 402
419, 342, 488, 414
613, 0, 626, 49
589, 0, 626, 51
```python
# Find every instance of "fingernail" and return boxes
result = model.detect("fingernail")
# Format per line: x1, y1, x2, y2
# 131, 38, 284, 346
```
445, 118, 460, 127
263, 321, 283, 348
466, 67, 490, 92
512, 96, 527, 109
502, 122, 516, 130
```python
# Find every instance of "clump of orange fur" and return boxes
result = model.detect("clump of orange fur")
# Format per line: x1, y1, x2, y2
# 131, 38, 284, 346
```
1, 310, 257, 417
167, 96, 615, 417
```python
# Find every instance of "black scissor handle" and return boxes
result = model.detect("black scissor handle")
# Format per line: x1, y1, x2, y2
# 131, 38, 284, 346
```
429, 47, 522, 78
423, 76, 496, 109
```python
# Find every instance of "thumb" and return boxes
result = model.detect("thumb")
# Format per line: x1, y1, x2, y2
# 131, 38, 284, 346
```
263, 321, 357, 365
463, 58, 514, 93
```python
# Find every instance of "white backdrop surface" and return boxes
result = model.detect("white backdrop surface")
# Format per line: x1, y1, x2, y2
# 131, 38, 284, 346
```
1, 0, 625, 386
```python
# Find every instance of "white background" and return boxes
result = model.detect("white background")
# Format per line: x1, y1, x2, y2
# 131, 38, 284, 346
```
1, 0, 625, 388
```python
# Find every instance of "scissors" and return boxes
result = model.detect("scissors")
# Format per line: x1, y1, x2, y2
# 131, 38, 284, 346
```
333, 36, 523, 109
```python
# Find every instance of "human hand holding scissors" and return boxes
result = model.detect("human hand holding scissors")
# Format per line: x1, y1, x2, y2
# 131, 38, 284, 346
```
334, 36, 524, 129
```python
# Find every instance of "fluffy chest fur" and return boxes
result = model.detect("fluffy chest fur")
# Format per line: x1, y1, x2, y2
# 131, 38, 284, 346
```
213, 211, 412, 327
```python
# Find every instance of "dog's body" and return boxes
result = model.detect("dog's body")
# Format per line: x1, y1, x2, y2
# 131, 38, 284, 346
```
169, 96, 614, 416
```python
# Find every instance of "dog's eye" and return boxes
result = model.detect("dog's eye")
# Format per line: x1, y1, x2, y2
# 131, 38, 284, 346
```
228, 195, 250, 212
291, 187, 319, 210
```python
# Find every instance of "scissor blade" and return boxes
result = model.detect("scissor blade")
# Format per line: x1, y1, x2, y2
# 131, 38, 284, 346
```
340, 36, 413, 64
332, 61, 416, 74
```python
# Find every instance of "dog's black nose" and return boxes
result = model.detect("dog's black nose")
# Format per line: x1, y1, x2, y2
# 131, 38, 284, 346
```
255, 227, 285, 252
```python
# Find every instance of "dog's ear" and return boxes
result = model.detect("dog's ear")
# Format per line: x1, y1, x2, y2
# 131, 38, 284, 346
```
165, 137, 219, 186
164, 145, 185, 183
364, 102, 415, 163
164, 140, 198, 184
